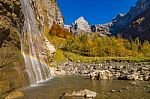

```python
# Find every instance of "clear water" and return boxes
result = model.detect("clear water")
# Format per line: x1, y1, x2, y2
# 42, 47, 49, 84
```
22, 75, 150, 99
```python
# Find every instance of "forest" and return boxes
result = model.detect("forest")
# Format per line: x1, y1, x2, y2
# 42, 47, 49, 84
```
47, 24, 150, 58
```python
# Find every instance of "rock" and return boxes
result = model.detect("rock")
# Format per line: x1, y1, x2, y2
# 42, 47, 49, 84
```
141, 67, 149, 71
126, 87, 129, 90
119, 90, 123, 92
90, 70, 113, 80
90, 72, 99, 80
50, 67, 66, 77
143, 73, 150, 81
65, 16, 92, 35
91, 24, 111, 36
63, 89, 97, 98
84, 70, 90, 75
130, 82, 139, 86
110, 90, 116, 93
5, 91, 24, 99
58, 61, 150, 81
98, 70, 113, 80
71, 16, 91, 33
127, 73, 139, 80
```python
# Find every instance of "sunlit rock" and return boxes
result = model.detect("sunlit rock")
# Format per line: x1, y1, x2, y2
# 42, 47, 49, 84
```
63, 89, 97, 98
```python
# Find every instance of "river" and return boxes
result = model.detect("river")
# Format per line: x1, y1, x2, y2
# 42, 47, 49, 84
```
22, 75, 150, 99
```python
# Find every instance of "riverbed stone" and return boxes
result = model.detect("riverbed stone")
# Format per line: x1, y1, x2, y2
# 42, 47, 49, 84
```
63, 89, 97, 98
119, 90, 123, 92
50, 67, 66, 76
130, 81, 139, 86
57, 61, 150, 81
127, 73, 139, 80
110, 90, 116, 93
90, 72, 99, 80
98, 70, 113, 80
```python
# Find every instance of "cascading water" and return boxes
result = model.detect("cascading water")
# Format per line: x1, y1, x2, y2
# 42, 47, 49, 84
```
20, 0, 54, 85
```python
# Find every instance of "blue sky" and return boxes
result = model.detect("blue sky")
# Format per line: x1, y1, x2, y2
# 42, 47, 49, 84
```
57, 0, 137, 25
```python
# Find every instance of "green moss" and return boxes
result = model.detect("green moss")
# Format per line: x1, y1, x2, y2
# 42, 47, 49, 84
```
0, 81, 9, 95
54, 49, 67, 63
63, 51, 150, 63
0, 47, 23, 68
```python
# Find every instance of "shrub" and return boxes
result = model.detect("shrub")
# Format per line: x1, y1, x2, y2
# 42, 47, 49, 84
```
49, 23, 72, 39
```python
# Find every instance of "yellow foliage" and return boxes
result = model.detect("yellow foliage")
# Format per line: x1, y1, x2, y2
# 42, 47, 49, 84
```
44, 24, 150, 58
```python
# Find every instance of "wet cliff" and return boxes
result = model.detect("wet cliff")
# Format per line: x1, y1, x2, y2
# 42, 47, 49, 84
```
0, 0, 28, 97
0, 0, 63, 97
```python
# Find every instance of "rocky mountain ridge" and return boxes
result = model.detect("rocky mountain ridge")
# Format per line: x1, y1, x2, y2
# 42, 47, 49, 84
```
122, 7, 150, 41
65, 16, 110, 36
65, 17, 91, 35
111, 0, 150, 31
65, 0, 150, 40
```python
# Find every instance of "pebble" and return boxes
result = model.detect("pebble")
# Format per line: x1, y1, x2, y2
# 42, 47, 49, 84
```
119, 90, 123, 92
110, 90, 116, 93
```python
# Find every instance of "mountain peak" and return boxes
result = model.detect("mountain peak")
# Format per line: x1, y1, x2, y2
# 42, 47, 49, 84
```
71, 16, 91, 33
74, 16, 88, 24
77, 16, 85, 20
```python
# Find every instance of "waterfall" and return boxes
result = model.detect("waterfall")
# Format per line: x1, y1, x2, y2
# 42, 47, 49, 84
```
20, 0, 53, 85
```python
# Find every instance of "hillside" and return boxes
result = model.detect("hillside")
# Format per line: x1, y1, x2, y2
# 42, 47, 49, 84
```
122, 8, 150, 42
111, 0, 150, 31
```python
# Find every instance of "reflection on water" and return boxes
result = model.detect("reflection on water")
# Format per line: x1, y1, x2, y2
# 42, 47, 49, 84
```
22, 75, 150, 99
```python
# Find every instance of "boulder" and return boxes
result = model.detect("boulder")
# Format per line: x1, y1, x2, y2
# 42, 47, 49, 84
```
98, 70, 113, 80
90, 72, 99, 80
127, 73, 139, 80
63, 89, 97, 98
90, 70, 113, 80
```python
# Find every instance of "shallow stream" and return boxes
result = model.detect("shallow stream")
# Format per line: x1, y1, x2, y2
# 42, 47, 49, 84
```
22, 75, 150, 99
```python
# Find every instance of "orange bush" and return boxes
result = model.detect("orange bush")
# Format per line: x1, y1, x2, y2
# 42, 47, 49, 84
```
49, 23, 72, 39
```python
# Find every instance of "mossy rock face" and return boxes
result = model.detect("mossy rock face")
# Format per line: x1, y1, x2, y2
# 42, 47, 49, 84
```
0, 0, 28, 97
5, 91, 24, 99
